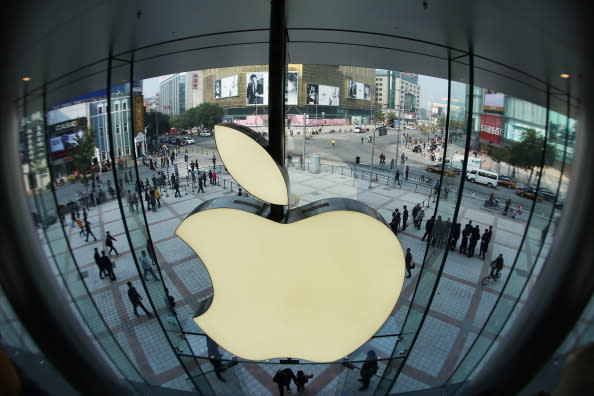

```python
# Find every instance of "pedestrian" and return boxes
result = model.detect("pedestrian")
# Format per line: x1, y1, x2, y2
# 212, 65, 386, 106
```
150, 191, 157, 212
395, 169, 402, 187
154, 187, 161, 208
405, 165, 409, 180
105, 231, 119, 255
139, 250, 159, 281
358, 350, 378, 391
490, 254, 504, 278
467, 225, 480, 258
76, 217, 85, 236
405, 248, 414, 278
127, 282, 152, 317
212, 170, 217, 185
503, 198, 511, 216
295, 370, 314, 392
422, 215, 434, 242
479, 228, 490, 259
402, 205, 408, 231
201, 171, 207, 188
84, 219, 97, 242
238, 187, 243, 196
392, 209, 401, 233
174, 180, 181, 197
450, 222, 461, 251
273, 368, 297, 396
207, 336, 226, 382
513, 203, 522, 219
197, 177, 205, 193
208, 169, 213, 184
211, 154, 216, 168
164, 287, 176, 315
432, 216, 444, 247
100, 250, 116, 281
70, 208, 76, 228
93, 247, 107, 279
127, 190, 134, 213
411, 203, 420, 225
415, 208, 424, 230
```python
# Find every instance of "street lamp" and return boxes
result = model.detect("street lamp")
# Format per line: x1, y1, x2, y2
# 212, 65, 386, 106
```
302, 113, 307, 169
369, 125, 376, 189
393, 87, 412, 184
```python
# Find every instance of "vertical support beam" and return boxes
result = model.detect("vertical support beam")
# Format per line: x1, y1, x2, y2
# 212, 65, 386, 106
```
267, 0, 286, 221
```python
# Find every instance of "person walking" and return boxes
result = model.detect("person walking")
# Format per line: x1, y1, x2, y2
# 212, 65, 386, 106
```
127, 282, 152, 317
411, 203, 420, 226
467, 225, 480, 258
459, 223, 470, 255
100, 251, 116, 281
208, 169, 213, 184
211, 170, 217, 185
422, 215, 434, 242
273, 368, 297, 396
105, 231, 119, 255
405, 165, 410, 180
70, 208, 76, 228
392, 209, 401, 233
201, 171, 207, 188
76, 217, 85, 236
405, 248, 414, 278
93, 247, 107, 279
295, 370, 314, 392
139, 250, 160, 281
479, 228, 490, 259
358, 350, 378, 391
197, 176, 205, 193
433, 216, 444, 247
174, 180, 181, 197
402, 205, 409, 231
84, 219, 97, 242
490, 254, 504, 278
395, 169, 402, 187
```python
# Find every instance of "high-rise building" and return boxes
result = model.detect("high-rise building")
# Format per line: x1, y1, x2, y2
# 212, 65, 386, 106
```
159, 74, 186, 115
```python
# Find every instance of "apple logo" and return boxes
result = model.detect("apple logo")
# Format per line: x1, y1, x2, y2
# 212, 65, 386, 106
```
175, 123, 405, 362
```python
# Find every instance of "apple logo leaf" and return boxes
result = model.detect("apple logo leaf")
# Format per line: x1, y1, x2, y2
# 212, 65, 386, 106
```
214, 123, 289, 205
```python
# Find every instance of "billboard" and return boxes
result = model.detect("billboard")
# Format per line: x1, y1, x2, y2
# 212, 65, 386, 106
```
400, 72, 418, 84
307, 83, 340, 106
479, 114, 503, 143
347, 81, 371, 100
215, 75, 239, 99
483, 89, 504, 114
47, 117, 88, 164
285, 71, 298, 105
246, 72, 268, 105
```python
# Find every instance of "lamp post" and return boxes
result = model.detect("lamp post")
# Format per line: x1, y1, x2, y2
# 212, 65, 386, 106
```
393, 88, 411, 184
302, 113, 307, 169
369, 124, 376, 189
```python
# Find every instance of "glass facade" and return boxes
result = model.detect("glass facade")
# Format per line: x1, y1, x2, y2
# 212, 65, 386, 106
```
1, 13, 584, 396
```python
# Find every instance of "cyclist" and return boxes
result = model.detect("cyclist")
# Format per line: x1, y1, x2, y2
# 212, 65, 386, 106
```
490, 254, 504, 278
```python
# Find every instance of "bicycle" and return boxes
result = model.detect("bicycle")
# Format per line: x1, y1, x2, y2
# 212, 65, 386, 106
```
481, 271, 501, 286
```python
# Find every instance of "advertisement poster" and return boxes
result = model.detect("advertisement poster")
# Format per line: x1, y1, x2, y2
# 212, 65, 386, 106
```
483, 89, 505, 114
285, 71, 298, 105
479, 114, 503, 143
215, 75, 238, 99
307, 83, 340, 106
348, 81, 371, 100
246, 72, 268, 105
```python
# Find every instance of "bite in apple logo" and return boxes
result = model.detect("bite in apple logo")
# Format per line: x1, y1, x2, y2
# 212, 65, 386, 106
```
175, 123, 405, 362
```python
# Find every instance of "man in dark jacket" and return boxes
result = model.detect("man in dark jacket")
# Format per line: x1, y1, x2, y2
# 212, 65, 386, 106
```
100, 251, 116, 281
405, 248, 414, 278
93, 247, 106, 279
490, 254, 504, 277
127, 282, 152, 317
402, 205, 409, 231
273, 368, 297, 396
422, 216, 435, 242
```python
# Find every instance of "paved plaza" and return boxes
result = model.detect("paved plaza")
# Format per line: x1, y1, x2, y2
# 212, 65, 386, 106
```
30, 147, 553, 395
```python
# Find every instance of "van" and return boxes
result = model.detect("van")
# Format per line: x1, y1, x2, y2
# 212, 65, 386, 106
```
466, 169, 498, 187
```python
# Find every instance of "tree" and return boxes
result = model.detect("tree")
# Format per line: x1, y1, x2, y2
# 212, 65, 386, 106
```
385, 111, 397, 125
66, 129, 96, 189
508, 129, 557, 185
373, 109, 385, 124
195, 102, 225, 130
144, 111, 170, 138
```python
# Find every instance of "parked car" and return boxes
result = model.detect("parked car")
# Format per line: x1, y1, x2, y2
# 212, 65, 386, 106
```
425, 163, 459, 176
538, 187, 557, 202
497, 175, 517, 189
199, 130, 213, 137
353, 126, 364, 133
515, 187, 544, 201
184, 137, 195, 144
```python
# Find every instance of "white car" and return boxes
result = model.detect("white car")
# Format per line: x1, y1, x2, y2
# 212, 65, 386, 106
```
184, 138, 195, 144
353, 126, 363, 133
199, 130, 213, 137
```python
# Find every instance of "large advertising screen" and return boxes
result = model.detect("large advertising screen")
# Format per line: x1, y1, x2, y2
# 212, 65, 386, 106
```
215, 75, 239, 99
285, 71, 298, 105
307, 83, 340, 106
483, 89, 505, 114
246, 72, 268, 105
347, 81, 371, 100
479, 114, 503, 143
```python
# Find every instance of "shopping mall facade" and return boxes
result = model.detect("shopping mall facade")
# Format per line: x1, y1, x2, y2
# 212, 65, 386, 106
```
1, 1, 593, 396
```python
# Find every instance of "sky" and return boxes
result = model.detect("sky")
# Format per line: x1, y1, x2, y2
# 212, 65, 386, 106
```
141, 71, 451, 110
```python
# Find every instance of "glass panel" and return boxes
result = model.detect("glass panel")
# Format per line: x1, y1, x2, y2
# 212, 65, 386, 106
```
447, 86, 568, 390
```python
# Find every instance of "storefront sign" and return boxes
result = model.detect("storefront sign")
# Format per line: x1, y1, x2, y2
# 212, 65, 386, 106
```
479, 114, 503, 143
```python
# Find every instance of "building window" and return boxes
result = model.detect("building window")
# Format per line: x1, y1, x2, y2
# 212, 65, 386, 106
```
115, 103, 119, 111
123, 123, 128, 132
116, 125, 121, 134
117, 148, 122, 157
123, 102, 127, 110
98, 106, 103, 114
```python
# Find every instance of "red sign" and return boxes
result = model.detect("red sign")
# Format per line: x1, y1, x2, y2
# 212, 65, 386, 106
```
479, 114, 503, 143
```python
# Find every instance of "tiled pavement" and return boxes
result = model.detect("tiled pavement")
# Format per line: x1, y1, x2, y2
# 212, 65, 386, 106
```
30, 150, 552, 395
